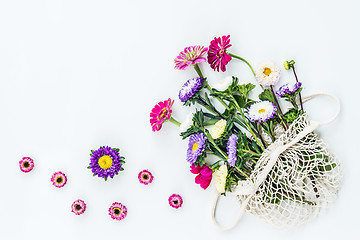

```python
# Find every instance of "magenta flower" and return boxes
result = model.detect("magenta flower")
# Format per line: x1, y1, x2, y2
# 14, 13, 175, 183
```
207, 35, 232, 72
174, 46, 208, 70
109, 202, 127, 221
71, 199, 86, 215
19, 157, 34, 173
168, 194, 183, 209
190, 164, 213, 190
150, 98, 174, 132
51, 171, 67, 188
138, 169, 154, 185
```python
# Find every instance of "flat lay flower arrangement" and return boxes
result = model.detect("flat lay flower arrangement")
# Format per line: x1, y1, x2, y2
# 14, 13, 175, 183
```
151, 35, 342, 229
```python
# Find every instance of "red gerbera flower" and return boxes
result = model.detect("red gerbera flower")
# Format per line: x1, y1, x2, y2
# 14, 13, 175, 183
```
207, 35, 232, 72
150, 98, 174, 132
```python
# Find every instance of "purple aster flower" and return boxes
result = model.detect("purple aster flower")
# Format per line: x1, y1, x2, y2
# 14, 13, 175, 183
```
174, 46, 208, 70
178, 77, 205, 102
186, 133, 207, 164
227, 134, 238, 167
89, 146, 125, 180
276, 82, 302, 97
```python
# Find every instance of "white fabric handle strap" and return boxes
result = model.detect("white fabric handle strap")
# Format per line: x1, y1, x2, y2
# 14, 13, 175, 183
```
211, 92, 340, 231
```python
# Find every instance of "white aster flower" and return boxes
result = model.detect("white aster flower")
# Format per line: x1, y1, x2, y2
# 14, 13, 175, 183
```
255, 62, 280, 87
248, 100, 277, 123
213, 76, 233, 91
215, 165, 228, 193
179, 113, 193, 132
210, 119, 227, 139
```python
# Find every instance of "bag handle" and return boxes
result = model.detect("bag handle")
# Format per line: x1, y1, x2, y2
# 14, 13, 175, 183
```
211, 92, 340, 231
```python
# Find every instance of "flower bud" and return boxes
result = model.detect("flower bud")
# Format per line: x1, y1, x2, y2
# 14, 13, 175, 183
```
283, 61, 290, 70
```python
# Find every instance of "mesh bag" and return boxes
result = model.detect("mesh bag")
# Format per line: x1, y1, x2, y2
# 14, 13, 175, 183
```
212, 93, 343, 230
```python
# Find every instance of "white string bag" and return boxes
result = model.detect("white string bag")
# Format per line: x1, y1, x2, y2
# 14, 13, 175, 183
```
212, 93, 343, 230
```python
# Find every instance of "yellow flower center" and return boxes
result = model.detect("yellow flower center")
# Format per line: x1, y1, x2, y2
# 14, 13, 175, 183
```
158, 108, 168, 120
192, 142, 199, 153
56, 176, 63, 184
113, 207, 122, 215
263, 67, 272, 76
98, 155, 113, 169
258, 108, 266, 114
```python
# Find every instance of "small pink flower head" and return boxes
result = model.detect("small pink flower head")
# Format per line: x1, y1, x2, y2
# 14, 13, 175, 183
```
190, 164, 213, 190
150, 98, 174, 132
19, 157, 34, 173
168, 194, 183, 209
174, 46, 208, 70
207, 35, 232, 72
109, 202, 127, 221
138, 169, 154, 185
51, 171, 67, 188
71, 199, 86, 215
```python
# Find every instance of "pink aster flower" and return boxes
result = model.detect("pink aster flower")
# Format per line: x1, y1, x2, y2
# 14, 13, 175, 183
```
19, 157, 34, 173
138, 169, 154, 185
71, 199, 86, 215
168, 194, 183, 209
51, 171, 67, 188
150, 98, 174, 132
109, 202, 127, 221
174, 46, 208, 70
190, 164, 213, 190
207, 35, 232, 72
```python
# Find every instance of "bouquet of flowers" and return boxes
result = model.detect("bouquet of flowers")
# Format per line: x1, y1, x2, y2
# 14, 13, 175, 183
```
150, 35, 342, 229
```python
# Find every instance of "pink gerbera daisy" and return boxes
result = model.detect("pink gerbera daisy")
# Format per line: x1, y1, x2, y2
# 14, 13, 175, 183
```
174, 46, 208, 70
71, 199, 86, 215
51, 171, 67, 188
207, 35, 232, 72
150, 98, 174, 132
19, 157, 34, 173
168, 194, 183, 209
138, 169, 154, 185
109, 202, 127, 221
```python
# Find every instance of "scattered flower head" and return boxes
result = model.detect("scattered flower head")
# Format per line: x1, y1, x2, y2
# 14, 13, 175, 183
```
248, 101, 277, 123
276, 82, 302, 97
138, 169, 154, 185
168, 194, 183, 209
208, 35, 232, 72
179, 113, 193, 132
109, 202, 127, 221
71, 199, 86, 215
186, 133, 207, 164
255, 62, 281, 87
150, 98, 174, 132
89, 146, 124, 180
215, 165, 228, 194
178, 77, 205, 102
213, 76, 233, 92
19, 157, 34, 173
190, 164, 213, 190
227, 134, 238, 167
174, 46, 208, 70
51, 171, 67, 188
210, 119, 227, 139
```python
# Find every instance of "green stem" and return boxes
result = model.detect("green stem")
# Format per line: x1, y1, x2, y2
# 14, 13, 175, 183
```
168, 117, 181, 126
228, 52, 256, 77
242, 149, 260, 157
193, 64, 204, 79
234, 166, 249, 178
270, 86, 288, 129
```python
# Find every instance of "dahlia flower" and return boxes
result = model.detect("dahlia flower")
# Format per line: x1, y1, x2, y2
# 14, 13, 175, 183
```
255, 62, 281, 87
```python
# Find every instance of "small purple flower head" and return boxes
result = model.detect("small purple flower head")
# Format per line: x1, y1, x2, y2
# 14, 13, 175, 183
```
89, 146, 124, 180
186, 133, 207, 164
178, 77, 205, 102
227, 134, 238, 167
276, 82, 302, 97
174, 46, 208, 70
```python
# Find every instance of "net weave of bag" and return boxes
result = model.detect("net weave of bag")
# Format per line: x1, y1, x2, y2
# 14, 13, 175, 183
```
212, 93, 343, 230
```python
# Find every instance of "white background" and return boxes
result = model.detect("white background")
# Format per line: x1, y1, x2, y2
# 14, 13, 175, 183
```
0, 0, 359, 239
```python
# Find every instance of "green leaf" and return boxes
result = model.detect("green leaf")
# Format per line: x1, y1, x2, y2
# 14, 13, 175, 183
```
233, 94, 246, 108
259, 89, 275, 103
113, 148, 120, 152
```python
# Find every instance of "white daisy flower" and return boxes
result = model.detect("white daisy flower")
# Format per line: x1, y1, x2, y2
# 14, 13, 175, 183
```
255, 62, 280, 87
213, 76, 233, 91
215, 165, 228, 193
179, 113, 193, 132
210, 119, 227, 139
248, 100, 277, 123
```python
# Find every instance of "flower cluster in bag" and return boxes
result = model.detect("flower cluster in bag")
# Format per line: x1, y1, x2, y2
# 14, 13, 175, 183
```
150, 35, 307, 195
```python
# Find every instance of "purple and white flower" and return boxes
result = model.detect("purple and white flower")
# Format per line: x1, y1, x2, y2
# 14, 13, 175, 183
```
248, 101, 277, 123
178, 77, 205, 102
186, 133, 207, 164
276, 82, 302, 97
